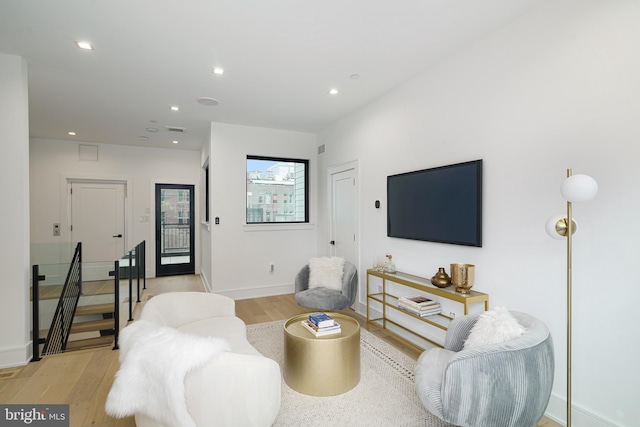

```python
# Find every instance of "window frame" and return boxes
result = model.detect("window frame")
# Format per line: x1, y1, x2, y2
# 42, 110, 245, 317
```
246, 155, 309, 224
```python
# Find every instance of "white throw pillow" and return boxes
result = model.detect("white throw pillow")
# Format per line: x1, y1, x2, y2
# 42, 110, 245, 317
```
308, 257, 345, 291
463, 307, 525, 349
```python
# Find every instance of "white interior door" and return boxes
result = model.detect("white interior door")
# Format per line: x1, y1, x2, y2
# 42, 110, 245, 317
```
70, 182, 126, 279
329, 165, 358, 267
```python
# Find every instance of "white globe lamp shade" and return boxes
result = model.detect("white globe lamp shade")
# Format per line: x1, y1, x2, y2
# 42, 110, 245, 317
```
561, 174, 598, 202
546, 214, 577, 239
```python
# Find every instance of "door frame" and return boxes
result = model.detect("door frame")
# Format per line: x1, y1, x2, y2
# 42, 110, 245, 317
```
327, 160, 360, 267
61, 174, 132, 253
150, 178, 198, 277
155, 183, 195, 276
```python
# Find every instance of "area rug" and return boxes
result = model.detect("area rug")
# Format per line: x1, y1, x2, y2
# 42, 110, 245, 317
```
246, 320, 455, 427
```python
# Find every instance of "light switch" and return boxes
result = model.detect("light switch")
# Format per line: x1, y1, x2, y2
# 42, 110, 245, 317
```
53, 223, 60, 236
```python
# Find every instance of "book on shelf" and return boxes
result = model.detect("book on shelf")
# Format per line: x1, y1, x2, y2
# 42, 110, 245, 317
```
398, 304, 442, 317
308, 312, 335, 328
398, 295, 439, 309
301, 320, 342, 337
397, 300, 441, 311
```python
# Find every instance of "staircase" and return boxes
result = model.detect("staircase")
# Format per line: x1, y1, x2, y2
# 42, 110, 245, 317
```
66, 302, 116, 351
32, 240, 146, 359
36, 280, 118, 353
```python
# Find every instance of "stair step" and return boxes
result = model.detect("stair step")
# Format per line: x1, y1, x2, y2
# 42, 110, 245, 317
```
70, 319, 115, 334
75, 303, 115, 316
65, 336, 114, 351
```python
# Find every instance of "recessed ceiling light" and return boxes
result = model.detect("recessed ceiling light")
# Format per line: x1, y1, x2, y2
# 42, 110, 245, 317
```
328, 88, 339, 95
197, 97, 219, 106
172, 140, 179, 144
212, 67, 225, 75
75, 41, 93, 50
170, 106, 179, 111
68, 131, 76, 136
146, 127, 159, 133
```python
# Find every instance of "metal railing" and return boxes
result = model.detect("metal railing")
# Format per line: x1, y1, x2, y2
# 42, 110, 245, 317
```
40, 243, 82, 356
110, 240, 146, 350
161, 223, 190, 255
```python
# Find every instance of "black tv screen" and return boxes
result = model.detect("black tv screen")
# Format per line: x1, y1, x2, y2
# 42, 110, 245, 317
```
387, 160, 482, 247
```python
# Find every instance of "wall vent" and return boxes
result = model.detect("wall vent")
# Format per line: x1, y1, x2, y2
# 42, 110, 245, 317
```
165, 126, 186, 133
318, 144, 325, 155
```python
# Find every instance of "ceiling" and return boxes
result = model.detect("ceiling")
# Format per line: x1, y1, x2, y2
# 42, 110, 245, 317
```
0, 0, 544, 152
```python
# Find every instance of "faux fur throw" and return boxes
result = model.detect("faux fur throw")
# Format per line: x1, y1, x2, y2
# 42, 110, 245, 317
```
105, 320, 229, 427
463, 307, 525, 349
308, 256, 345, 291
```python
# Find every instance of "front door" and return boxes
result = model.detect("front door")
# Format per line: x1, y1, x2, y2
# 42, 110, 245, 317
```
155, 184, 195, 276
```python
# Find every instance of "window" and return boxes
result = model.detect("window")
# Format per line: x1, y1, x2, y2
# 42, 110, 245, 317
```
246, 155, 309, 224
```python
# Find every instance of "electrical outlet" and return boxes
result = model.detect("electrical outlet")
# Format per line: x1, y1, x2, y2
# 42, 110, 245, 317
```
450, 312, 456, 318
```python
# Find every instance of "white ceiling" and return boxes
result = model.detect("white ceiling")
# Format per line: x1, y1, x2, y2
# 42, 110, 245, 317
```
1, 0, 544, 151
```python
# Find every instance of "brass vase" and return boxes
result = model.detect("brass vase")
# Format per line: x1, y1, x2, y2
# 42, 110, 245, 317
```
431, 267, 451, 288
450, 263, 475, 294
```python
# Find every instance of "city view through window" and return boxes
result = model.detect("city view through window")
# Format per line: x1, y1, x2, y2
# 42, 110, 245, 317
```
246, 156, 308, 223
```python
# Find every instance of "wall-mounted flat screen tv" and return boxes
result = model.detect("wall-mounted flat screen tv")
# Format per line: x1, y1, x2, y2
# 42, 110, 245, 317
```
387, 159, 482, 247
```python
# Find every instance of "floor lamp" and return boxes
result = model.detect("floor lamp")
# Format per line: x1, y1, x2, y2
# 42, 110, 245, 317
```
545, 169, 598, 427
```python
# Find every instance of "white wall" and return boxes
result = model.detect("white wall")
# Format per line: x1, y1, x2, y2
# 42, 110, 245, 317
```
203, 122, 317, 298
317, 1, 639, 426
0, 53, 31, 368
30, 138, 201, 278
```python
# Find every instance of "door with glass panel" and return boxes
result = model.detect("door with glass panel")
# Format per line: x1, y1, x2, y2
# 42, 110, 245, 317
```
155, 184, 195, 276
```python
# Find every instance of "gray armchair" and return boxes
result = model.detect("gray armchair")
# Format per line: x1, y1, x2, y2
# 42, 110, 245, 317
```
414, 311, 554, 427
294, 261, 358, 310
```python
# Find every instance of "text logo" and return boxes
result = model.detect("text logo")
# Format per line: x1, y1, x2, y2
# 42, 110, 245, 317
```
1, 405, 69, 426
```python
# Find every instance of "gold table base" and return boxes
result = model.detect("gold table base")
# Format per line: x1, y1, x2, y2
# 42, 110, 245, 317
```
283, 313, 360, 396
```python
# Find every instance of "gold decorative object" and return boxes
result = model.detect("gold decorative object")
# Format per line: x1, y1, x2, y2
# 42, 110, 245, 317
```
430, 267, 451, 288
450, 263, 475, 294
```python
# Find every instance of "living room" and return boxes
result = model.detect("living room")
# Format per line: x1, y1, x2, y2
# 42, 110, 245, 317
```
1, 1, 638, 426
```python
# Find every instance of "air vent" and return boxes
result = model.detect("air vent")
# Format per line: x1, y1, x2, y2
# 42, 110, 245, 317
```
165, 126, 186, 133
318, 144, 325, 155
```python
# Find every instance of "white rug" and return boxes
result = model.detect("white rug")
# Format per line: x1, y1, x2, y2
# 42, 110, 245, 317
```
246, 320, 456, 427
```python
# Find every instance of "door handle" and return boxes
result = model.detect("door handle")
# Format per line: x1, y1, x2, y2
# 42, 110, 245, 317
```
113, 234, 123, 238
329, 240, 335, 245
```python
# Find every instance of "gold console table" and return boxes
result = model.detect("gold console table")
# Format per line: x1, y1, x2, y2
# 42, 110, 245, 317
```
366, 269, 489, 349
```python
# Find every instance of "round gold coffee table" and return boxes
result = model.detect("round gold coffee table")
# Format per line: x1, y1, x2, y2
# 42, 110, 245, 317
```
283, 313, 360, 396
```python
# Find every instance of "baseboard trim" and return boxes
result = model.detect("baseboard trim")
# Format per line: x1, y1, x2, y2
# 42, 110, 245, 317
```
545, 393, 616, 427
198, 269, 212, 293
212, 284, 294, 300
0, 342, 32, 370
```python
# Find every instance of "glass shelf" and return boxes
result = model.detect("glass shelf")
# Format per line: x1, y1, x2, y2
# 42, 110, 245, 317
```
366, 269, 489, 349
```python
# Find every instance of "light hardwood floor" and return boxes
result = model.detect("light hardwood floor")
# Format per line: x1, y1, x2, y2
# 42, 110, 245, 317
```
1, 275, 561, 427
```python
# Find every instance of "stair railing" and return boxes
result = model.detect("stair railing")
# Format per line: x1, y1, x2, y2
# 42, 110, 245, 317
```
40, 242, 82, 356
111, 240, 146, 350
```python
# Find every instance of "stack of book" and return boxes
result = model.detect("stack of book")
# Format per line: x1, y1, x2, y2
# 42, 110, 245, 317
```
398, 295, 442, 317
301, 312, 342, 337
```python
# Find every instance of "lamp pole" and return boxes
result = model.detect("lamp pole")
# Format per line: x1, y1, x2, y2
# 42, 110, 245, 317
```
565, 168, 573, 427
